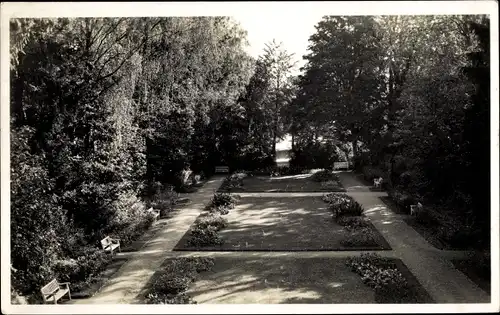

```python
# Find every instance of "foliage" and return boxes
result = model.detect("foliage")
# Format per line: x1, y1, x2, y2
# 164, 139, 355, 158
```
195, 214, 229, 231
187, 225, 224, 247
346, 254, 410, 301
290, 142, 341, 170
340, 227, 379, 247
210, 193, 238, 210
145, 257, 214, 304
323, 193, 364, 218
290, 15, 490, 248
362, 166, 386, 182
53, 247, 113, 283
9, 16, 258, 299
337, 216, 370, 230
219, 174, 245, 192
310, 170, 339, 182
347, 256, 408, 291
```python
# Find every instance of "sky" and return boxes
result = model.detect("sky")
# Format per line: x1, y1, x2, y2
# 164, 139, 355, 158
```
232, 12, 325, 75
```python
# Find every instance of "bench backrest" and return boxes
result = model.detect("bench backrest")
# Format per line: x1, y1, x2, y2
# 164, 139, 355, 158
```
101, 236, 112, 248
215, 166, 229, 173
333, 162, 349, 169
41, 279, 59, 296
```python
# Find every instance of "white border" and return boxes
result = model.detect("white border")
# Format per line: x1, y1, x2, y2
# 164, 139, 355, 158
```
1, 1, 499, 314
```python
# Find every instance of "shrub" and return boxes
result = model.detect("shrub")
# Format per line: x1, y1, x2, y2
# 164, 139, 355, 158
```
336, 216, 369, 230
187, 225, 224, 247
210, 193, 237, 209
195, 214, 228, 231
324, 193, 364, 218
150, 272, 193, 295
191, 257, 215, 272
209, 205, 229, 215
340, 228, 379, 247
310, 169, 339, 182
145, 257, 215, 304
390, 190, 415, 211
362, 166, 385, 182
53, 247, 113, 283
149, 186, 178, 212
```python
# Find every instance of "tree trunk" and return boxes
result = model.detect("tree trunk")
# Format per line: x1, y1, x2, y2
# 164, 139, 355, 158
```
272, 131, 277, 159
351, 138, 358, 168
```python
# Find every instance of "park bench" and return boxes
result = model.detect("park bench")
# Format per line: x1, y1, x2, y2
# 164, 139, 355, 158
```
410, 202, 424, 216
333, 161, 349, 170
194, 174, 201, 184
146, 207, 160, 220
40, 279, 71, 304
215, 166, 230, 173
101, 236, 121, 254
373, 177, 383, 189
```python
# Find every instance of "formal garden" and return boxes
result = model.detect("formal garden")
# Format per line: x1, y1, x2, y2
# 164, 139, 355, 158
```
8, 15, 491, 305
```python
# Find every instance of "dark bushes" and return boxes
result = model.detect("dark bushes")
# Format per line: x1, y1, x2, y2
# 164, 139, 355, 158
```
290, 142, 340, 170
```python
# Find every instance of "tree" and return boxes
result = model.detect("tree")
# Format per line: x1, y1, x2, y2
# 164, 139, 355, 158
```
261, 39, 297, 158
298, 16, 385, 165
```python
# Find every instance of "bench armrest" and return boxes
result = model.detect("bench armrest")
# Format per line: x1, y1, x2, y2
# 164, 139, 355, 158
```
109, 238, 120, 244
58, 282, 70, 285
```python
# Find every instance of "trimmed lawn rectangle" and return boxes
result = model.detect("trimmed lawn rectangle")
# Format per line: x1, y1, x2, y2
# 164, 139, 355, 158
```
217, 174, 346, 193
174, 197, 390, 251
185, 257, 433, 304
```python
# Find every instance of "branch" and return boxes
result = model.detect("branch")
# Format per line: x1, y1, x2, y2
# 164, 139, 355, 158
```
94, 20, 162, 84
93, 18, 125, 59
94, 30, 130, 65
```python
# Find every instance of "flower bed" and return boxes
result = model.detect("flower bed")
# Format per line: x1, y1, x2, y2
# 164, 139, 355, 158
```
346, 253, 433, 303
323, 193, 389, 249
182, 193, 240, 248
144, 257, 215, 304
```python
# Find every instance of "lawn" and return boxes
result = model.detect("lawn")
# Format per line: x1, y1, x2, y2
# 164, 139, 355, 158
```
185, 256, 433, 304
217, 173, 346, 193
174, 197, 390, 251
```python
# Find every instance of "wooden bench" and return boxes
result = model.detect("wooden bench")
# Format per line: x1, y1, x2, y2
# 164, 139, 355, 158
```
101, 236, 121, 254
215, 166, 229, 173
410, 202, 424, 216
373, 177, 383, 189
40, 279, 71, 304
146, 207, 160, 220
333, 162, 349, 170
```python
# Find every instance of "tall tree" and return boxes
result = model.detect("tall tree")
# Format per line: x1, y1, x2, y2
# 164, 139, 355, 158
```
261, 39, 297, 158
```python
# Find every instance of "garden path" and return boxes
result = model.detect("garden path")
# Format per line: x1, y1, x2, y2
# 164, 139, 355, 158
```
71, 176, 226, 304
336, 171, 490, 303
71, 171, 490, 304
